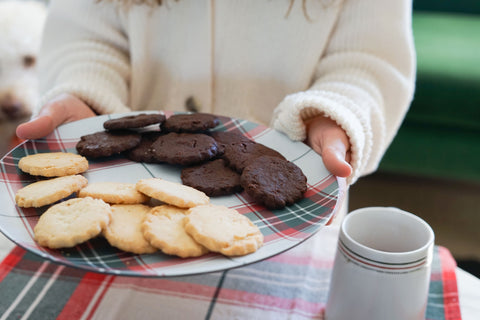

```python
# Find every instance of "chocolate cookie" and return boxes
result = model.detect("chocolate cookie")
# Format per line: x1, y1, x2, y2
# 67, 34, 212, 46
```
210, 131, 254, 158
164, 113, 220, 133
223, 140, 286, 173
103, 113, 166, 130
181, 159, 242, 196
210, 130, 252, 147
151, 132, 219, 165
240, 156, 307, 209
126, 131, 164, 163
76, 130, 141, 158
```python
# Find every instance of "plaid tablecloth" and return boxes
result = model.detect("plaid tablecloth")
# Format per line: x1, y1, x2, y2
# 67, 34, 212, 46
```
0, 226, 461, 320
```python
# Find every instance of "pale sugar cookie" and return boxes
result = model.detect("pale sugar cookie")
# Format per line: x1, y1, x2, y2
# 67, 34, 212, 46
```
34, 197, 111, 249
184, 204, 263, 256
142, 205, 209, 258
103, 204, 157, 254
79, 182, 149, 204
15, 175, 88, 208
136, 178, 209, 208
18, 152, 89, 177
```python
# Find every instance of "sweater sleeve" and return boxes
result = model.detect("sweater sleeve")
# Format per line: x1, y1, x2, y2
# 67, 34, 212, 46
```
35, 0, 131, 116
272, 0, 416, 185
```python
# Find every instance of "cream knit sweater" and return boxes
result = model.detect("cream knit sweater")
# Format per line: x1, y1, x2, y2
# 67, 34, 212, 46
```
38, 0, 415, 184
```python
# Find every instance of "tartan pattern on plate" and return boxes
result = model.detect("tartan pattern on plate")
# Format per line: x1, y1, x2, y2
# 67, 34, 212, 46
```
0, 112, 341, 277
0, 245, 461, 320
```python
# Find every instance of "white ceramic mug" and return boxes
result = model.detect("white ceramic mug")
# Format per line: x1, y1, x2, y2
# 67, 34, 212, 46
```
325, 207, 435, 320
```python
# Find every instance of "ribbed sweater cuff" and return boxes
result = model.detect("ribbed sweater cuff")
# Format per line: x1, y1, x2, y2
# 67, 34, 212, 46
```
272, 90, 369, 185
37, 84, 130, 118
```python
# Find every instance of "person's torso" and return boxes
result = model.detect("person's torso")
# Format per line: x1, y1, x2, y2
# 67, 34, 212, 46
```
118, 0, 342, 124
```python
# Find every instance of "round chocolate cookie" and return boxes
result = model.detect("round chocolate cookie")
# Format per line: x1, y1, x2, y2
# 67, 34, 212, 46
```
151, 132, 219, 165
181, 159, 242, 197
76, 130, 141, 158
210, 131, 254, 158
210, 130, 252, 146
240, 156, 307, 209
103, 113, 166, 130
223, 140, 286, 173
164, 113, 220, 133
126, 131, 164, 163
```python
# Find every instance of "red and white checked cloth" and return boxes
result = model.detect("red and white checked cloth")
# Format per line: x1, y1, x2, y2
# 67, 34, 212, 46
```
0, 226, 460, 320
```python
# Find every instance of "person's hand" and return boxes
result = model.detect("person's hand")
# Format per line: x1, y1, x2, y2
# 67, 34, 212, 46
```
305, 115, 352, 178
16, 93, 96, 140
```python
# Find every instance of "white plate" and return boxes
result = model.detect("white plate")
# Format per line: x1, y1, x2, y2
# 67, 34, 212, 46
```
0, 112, 342, 277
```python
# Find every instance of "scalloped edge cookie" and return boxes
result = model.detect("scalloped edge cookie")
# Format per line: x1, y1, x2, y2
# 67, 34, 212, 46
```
15, 175, 88, 208
103, 204, 157, 254
79, 182, 149, 204
34, 197, 111, 249
142, 205, 209, 258
18, 152, 89, 177
136, 178, 209, 208
184, 204, 263, 256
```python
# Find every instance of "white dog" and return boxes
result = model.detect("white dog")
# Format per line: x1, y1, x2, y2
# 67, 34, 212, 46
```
0, 0, 47, 157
